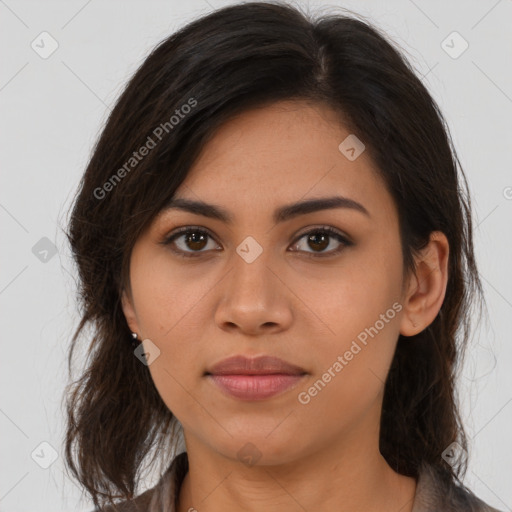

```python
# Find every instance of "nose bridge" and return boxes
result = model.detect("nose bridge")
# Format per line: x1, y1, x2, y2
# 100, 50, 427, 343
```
230, 233, 275, 296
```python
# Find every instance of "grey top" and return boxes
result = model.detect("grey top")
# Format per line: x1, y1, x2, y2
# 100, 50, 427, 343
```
96, 452, 503, 512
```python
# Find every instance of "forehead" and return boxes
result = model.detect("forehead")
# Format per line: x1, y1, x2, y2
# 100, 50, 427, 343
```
167, 100, 397, 225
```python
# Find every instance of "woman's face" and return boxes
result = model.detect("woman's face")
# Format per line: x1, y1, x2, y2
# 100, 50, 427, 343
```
122, 100, 420, 465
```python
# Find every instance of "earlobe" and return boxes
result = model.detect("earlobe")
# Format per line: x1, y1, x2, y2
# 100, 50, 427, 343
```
121, 289, 140, 335
399, 231, 449, 337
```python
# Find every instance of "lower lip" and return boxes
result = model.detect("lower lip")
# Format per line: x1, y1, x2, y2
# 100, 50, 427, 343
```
208, 374, 305, 400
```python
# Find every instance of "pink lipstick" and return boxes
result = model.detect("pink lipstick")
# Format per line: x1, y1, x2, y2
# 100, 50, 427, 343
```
205, 355, 307, 401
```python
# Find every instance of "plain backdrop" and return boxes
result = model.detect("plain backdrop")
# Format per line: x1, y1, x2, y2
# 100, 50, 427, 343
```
1, 0, 511, 511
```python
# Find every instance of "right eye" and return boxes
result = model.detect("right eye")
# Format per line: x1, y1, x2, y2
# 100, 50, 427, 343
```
160, 226, 221, 258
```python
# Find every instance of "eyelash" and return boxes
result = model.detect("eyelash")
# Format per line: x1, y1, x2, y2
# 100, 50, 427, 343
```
159, 225, 353, 259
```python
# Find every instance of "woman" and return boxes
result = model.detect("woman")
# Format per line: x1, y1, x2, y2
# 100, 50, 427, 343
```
64, 2, 504, 511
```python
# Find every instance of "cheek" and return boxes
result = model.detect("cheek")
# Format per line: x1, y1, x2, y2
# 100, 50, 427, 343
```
129, 251, 211, 410
295, 312, 400, 432
290, 240, 403, 344
130, 248, 217, 341
137, 312, 206, 426
291, 244, 403, 410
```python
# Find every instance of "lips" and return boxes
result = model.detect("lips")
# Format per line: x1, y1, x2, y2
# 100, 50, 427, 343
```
205, 355, 307, 400
205, 354, 306, 376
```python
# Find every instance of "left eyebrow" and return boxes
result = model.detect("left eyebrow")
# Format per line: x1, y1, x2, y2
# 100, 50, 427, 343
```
162, 195, 371, 224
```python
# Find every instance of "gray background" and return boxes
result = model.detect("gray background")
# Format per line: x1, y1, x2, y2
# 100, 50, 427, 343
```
1, 0, 511, 511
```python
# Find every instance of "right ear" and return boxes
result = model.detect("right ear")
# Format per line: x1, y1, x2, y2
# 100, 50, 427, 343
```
121, 288, 140, 335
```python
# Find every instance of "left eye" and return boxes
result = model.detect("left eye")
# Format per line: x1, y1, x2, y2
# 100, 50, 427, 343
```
161, 226, 353, 258
290, 227, 353, 257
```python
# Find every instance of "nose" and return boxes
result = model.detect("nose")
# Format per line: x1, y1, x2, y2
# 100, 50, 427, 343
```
213, 242, 293, 336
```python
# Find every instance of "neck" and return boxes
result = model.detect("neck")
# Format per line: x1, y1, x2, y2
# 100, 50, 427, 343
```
177, 418, 417, 512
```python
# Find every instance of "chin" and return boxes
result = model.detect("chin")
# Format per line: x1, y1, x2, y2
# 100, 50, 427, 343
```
210, 430, 309, 467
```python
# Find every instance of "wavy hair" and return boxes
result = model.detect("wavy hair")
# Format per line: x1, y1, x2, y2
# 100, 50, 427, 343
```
63, 2, 484, 509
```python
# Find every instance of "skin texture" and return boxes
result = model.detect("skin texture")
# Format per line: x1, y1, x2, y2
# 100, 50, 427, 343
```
121, 100, 449, 512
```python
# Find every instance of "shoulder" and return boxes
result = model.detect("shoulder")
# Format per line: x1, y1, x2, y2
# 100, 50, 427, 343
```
88, 486, 155, 512
414, 463, 504, 512
89, 452, 189, 512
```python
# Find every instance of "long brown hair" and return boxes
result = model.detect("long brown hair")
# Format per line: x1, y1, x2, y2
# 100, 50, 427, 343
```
63, 2, 484, 509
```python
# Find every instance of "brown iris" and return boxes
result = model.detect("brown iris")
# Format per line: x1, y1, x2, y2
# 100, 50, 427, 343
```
185, 231, 208, 251
307, 233, 329, 252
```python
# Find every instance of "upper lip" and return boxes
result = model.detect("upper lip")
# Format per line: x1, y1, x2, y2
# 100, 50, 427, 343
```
206, 355, 307, 376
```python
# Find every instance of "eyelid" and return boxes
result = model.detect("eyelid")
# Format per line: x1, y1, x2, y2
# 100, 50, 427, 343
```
291, 225, 352, 244
159, 225, 221, 255
289, 225, 353, 258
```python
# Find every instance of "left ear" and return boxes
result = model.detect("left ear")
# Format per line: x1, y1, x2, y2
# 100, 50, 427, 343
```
399, 231, 449, 337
